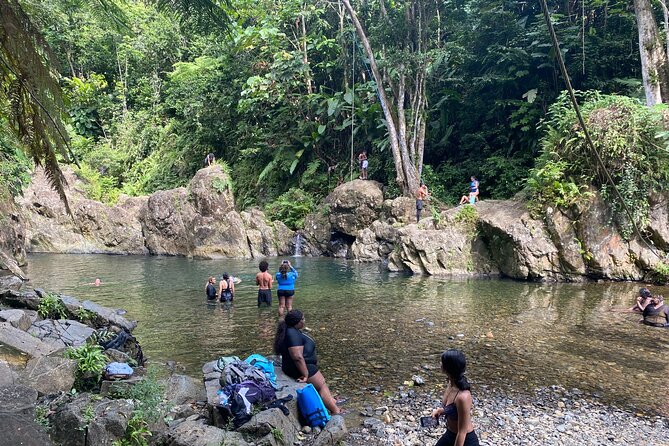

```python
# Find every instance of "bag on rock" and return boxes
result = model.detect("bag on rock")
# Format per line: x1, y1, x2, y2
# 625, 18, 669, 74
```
104, 362, 133, 379
244, 354, 277, 388
220, 360, 267, 387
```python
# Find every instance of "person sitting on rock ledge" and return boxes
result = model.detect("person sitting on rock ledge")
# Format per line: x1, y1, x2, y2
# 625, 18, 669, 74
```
642, 295, 669, 327
274, 309, 342, 415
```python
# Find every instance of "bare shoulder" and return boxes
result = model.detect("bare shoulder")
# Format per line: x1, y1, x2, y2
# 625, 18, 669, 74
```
455, 389, 473, 404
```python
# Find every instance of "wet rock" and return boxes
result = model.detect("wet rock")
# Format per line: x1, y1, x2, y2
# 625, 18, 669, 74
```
0, 308, 32, 331
17, 356, 77, 396
411, 375, 425, 386
0, 412, 54, 446
0, 192, 26, 268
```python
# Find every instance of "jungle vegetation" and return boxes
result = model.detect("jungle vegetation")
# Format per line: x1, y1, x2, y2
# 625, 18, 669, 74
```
1, 0, 669, 229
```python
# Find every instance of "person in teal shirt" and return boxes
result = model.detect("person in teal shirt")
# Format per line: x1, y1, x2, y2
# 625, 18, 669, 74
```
276, 260, 298, 316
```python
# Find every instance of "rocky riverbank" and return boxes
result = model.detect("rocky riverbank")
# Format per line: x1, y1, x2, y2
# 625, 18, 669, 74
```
346, 385, 669, 446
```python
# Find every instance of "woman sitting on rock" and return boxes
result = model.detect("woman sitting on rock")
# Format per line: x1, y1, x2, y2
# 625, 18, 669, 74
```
431, 349, 479, 446
274, 310, 342, 415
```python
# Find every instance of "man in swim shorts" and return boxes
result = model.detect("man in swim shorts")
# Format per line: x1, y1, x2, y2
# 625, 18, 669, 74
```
415, 181, 429, 222
256, 260, 273, 307
358, 151, 368, 180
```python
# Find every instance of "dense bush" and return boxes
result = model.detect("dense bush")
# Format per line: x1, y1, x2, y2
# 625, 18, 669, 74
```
528, 92, 669, 238
264, 188, 315, 230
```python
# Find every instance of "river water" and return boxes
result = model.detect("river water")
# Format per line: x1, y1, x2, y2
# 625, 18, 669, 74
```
24, 253, 669, 416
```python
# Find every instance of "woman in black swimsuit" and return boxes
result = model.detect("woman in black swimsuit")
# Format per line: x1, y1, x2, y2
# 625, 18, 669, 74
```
274, 310, 342, 415
431, 349, 479, 446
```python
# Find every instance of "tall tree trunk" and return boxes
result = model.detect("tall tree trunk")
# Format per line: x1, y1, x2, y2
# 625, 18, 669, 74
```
634, 0, 669, 105
341, 0, 420, 196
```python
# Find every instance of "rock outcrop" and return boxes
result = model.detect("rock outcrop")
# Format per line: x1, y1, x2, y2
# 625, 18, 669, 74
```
326, 179, 384, 236
19, 166, 295, 259
19, 168, 145, 255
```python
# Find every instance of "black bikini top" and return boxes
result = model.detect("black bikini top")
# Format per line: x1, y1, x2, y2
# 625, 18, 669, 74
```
442, 390, 460, 420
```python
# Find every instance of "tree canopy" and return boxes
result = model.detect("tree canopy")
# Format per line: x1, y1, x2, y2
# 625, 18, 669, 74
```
1, 0, 668, 224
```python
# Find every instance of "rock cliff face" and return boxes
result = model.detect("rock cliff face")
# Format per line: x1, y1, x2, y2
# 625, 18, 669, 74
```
0, 192, 26, 271
10, 167, 669, 282
18, 166, 294, 259
302, 181, 669, 282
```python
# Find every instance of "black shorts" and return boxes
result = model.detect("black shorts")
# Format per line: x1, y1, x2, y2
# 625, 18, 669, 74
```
283, 363, 319, 380
277, 289, 295, 298
220, 292, 233, 302
435, 430, 479, 446
258, 289, 272, 306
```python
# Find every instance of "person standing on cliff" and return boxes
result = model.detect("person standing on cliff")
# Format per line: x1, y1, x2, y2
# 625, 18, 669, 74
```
204, 153, 215, 167
358, 151, 368, 180
416, 181, 429, 222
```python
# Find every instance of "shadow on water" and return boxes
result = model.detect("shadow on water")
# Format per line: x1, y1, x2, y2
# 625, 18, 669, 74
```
23, 254, 669, 416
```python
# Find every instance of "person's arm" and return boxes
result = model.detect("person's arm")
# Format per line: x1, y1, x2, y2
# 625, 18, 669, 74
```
218, 281, 224, 295
431, 390, 448, 418
287, 346, 309, 382
230, 281, 235, 294
269, 274, 273, 289
454, 392, 473, 446
205, 283, 209, 292
256, 273, 260, 286
291, 266, 298, 278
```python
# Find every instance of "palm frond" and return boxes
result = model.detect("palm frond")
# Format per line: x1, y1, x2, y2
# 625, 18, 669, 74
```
155, 0, 232, 32
0, 0, 72, 213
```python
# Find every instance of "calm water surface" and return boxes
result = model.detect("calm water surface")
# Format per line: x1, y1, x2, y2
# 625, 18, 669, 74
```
24, 254, 669, 415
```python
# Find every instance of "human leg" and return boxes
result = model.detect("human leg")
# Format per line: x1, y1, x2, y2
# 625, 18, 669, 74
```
434, 429, 455, 446
307, 371, 341, 415
285, 296, 294, 313
278, 295, 286, 316
459, 195, 468, 205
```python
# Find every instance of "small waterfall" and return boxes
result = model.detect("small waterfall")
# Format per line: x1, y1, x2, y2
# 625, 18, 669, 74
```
293, 233, 303, 257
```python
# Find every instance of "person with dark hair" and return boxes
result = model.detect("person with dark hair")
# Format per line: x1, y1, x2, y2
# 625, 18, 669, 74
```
415, 181, 429, 222
431, 349, 479, 446
459, 176, 479, 205
275, 260, 298, 316
274, 310, 341, 415
256, 260, 273, 307
642, 295, 669, 327
629, 287, 653, 312
219, 272, 234, 303
204, 153, 215, 167
205, 276, 218, 301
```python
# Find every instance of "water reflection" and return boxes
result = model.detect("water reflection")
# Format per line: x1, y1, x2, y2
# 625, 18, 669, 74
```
23, 254, 669, 416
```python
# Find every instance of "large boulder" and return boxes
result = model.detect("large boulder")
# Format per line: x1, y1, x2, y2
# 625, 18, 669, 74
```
0, 272, 24, 293
647, 192, 669, 251
0, 308, 32, 331
50, 393, 135, 446
160, 418, 250, 446
238, 407, 300, 445
301, 212, 331, 256
0, 384, 52, 446
241, 209, 296, 258
17, 356, 77, 395
0, 322, 61, 357
0, 360, 18, 386
312, 415, 348, 446
476, 200, 563, 281
140, 166, 252, 258
380, 197, 416, 225
326, 180, 383, 236
351, 221, 399, 262
162, 374, 206, 405
19, 167, 145, 255
28, 319, 96, 349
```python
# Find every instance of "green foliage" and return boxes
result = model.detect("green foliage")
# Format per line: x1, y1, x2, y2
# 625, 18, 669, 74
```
430, 206, 441, 226
0, 121, 32, 198
112, 413, 152, 446
652, 262, 669, 285
65, 343, 107, 390
271, 427, 284, 442
264, 188, 315, 230
76, 307, 97, 325
454, 205, 479, 229
34, 404, 51, 429
112, 367, 166, 423
37, 293, 67, 319
74, 163, 121, 204
78, 404, 95, 431
530, 92, 669, 239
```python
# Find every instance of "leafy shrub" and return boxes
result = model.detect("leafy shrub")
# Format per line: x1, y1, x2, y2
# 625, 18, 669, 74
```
111, 367, 166, 423
74, 163, 121, 204
264, 188, 315, 230
529, 92, 669, 238
454, 205, 479, 229
652, 261, 669, 284
65, 344, 108, 390
37, 293, 68, 319
0, 123, 32, 199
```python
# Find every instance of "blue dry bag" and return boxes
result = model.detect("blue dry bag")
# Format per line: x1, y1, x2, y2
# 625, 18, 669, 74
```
297, 383, 330, 428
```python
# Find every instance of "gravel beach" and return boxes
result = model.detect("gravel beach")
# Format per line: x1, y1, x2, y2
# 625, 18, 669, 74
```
344, 385, 669, 446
